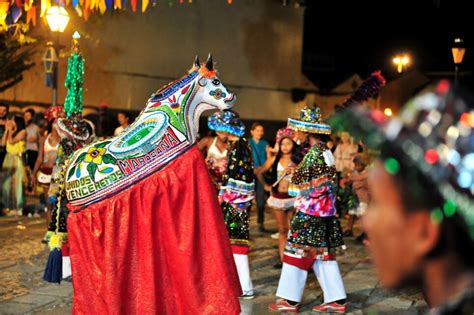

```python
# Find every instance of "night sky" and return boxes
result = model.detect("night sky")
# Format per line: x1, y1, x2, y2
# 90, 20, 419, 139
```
301, 0, 473, 91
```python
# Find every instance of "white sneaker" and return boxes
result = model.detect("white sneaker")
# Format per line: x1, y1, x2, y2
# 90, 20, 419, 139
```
33, 213, 41, 218
270, 232, 279, 239
28, 213, 33, 218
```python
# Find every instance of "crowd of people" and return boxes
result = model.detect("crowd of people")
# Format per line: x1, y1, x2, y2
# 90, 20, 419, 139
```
1, 78, 473, 314
0, 98, 368, 314
0, 104, 44, 217
198, 106, 372, 313
0, 103, 130, 220
196, 80, 473, 314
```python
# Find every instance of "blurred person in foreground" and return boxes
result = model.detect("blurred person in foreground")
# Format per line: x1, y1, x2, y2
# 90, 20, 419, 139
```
332, 80, 473, 314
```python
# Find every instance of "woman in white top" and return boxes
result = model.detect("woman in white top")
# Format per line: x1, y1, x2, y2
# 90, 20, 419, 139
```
256, 128, 301, 265
24, 109, 40, 173
198, 111, 246, 191
32, 120, 60, 224
198, 131, 231, 191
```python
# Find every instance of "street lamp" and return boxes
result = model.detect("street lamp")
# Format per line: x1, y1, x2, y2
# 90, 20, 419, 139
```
44, 6, 70, 107
42, 42, 58, 96
452, 38, 466, 86
45, 6, 70, 32
384, 107, 393, 117
393, 54, 411, 73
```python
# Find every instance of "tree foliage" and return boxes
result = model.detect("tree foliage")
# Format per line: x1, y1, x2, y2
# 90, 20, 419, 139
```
0, 23, 37, 93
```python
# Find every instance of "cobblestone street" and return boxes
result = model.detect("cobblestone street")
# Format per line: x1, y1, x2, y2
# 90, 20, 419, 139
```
0, 205, 428, 314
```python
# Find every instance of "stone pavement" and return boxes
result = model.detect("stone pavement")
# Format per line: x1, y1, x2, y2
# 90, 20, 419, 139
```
0, 206, 428, 314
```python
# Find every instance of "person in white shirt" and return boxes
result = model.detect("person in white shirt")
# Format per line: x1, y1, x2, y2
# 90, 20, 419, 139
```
24, 109, 41, 174
114, 111, 130, 136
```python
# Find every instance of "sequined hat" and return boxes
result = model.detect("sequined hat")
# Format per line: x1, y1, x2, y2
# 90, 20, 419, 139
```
208, 110, 245, 137
287, 106, 332, 135
219, 138, 255, 202
275, 127, 295, 144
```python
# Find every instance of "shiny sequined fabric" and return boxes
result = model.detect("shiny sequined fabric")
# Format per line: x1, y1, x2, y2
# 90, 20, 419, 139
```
284, 142, 346, 264
291, 142, 336, 187
220, 138, 254, 187
219, 138, 255, 249
286, 211, 345, 257
222, 201, 251, 245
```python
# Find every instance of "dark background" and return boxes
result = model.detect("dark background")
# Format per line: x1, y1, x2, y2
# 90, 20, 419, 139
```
301, 0, 472, 92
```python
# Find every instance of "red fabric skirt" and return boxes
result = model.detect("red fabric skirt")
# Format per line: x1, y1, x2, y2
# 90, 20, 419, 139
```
67, 146, 241, 315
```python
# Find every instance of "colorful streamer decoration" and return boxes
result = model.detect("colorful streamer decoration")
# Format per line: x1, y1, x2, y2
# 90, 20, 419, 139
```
0, 1, 10, 30
0, 0, 238, 28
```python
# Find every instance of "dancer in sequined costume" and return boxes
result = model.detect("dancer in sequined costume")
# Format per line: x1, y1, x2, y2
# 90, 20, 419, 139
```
219, 128, 255, 299
205, 110, 256, 299
269, 107, 347, 314
199, 111, 244, 192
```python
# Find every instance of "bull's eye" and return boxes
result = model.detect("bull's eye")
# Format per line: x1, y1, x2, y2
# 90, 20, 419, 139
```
211, 79, 220, 86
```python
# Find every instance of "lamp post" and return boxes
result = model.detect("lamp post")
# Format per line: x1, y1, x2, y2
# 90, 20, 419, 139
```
452, 38, 466, 86
43, 6, 70, 107
42, 42, 58, 104
392, 54, 411, 73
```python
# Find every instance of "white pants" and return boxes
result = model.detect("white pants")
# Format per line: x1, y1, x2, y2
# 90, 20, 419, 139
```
62, 256, 72, 279
276, 260, 346, 303
233, 254, 254, 295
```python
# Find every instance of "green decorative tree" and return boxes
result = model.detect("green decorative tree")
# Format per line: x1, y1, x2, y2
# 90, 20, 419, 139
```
0, 24, 36, 93
63, 32, 84, 118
